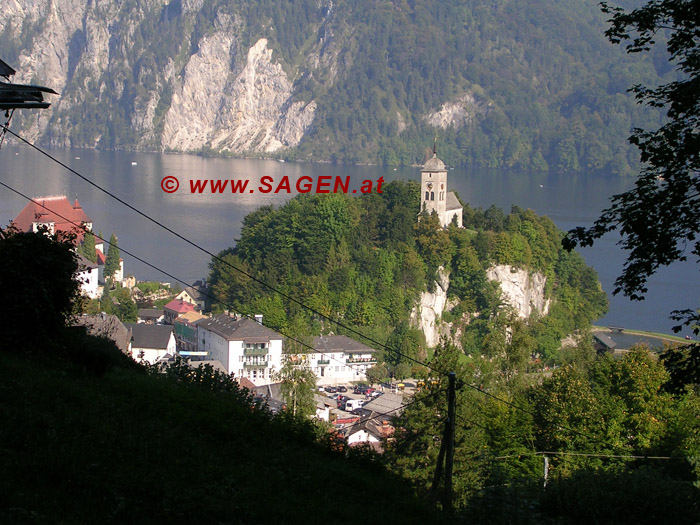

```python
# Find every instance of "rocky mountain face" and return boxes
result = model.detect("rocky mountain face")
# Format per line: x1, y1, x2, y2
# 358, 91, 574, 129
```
412, 265, 549, 348
1, 0, 330, 152
0, 0, 661, 169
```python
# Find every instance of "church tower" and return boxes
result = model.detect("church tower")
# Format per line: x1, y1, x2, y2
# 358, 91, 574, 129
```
420, 146, 463, 228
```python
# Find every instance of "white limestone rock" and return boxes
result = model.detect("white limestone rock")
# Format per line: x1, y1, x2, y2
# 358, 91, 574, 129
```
486, 265, 550, 319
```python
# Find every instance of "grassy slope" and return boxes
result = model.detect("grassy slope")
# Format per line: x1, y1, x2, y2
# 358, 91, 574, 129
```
0, 348, 439, 524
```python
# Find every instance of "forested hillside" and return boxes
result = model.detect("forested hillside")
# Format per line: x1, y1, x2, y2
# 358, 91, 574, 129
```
208, 181, 608, 376
1, 0, 667, 172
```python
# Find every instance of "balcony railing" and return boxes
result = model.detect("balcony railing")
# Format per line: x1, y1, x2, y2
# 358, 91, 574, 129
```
244, 361, 269, 368
346, 357, 376, 364
244, 347, 269, 356
317, 359, 330, 365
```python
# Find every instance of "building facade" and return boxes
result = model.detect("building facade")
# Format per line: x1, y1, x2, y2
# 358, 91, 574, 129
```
196, 313, 283, 386
310, 335, 377, 385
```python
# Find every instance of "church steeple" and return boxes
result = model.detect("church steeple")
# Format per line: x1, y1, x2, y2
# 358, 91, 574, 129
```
419, 146, 463, 228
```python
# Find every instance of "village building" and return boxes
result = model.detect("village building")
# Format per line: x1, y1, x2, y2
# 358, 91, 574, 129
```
125, 323, 176, 365
420, 150, 463, 228
12, 195, 92, 242
95, 246, 124, 283
137, 309, 165, 324
76, 254, 99, 299
311, 335, 377, 385
346, 417, 395, 452
359, 392, 405, 418
175, 279, 211, 313
74, 313, 132, 355
195, 313, 283, 386
173, 310, 207, 356
163, 298, 195, 325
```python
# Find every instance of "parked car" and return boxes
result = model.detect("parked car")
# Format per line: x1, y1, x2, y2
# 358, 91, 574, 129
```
336, 385, 348, 393
369, 391, 383, 398
345, 399, 365, 412
325, 386, 338, 394
353, 385, 369, 395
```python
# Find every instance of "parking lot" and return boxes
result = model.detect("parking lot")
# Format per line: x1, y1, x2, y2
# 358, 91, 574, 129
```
319, 382, 418, 420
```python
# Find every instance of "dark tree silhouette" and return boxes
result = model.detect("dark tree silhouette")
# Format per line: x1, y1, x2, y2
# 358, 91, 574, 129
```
564, 0, 700, 333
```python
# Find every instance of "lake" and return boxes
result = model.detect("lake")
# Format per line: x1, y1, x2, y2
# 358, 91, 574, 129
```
0, 143, 696, 336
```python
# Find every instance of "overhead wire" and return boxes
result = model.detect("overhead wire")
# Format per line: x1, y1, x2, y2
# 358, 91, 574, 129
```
341, 388, 447, 435
1, 155, 601, 445
2, 131, 618, 447
0, 181, 362, 373
1, 125, 448, 377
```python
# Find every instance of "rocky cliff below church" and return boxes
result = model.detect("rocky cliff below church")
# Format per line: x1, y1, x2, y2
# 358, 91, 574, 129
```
412, 265, 550, 348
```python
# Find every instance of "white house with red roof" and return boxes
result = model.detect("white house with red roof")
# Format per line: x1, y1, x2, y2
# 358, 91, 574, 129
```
163, 298, 196, 324
12, 195, 92, 243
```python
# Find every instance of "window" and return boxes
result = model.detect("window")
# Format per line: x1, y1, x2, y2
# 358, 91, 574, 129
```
430, 192, 434, 201
425, 191, 429, 200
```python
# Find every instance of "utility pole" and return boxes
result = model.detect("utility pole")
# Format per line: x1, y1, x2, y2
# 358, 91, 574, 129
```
444, 372, 456, 511
430, 372, 457, 512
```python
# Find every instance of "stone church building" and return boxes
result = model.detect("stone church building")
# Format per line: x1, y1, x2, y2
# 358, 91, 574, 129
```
420, 152, 463, 228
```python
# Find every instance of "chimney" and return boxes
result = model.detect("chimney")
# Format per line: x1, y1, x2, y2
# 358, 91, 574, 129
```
255, 314, 263, 325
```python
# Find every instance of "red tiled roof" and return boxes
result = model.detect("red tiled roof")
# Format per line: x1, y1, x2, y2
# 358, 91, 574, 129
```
95, 249, 106, 265
12, 195, 92, 243
237, 377, 256, 391
164, 299, 195, 314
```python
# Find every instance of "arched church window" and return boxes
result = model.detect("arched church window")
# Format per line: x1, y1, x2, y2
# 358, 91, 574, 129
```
425, 191, 429, 200
430, 192, 434, 201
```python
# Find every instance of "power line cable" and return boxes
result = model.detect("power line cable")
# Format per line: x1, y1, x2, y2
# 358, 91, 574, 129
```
1, 132, 612, 448
342, 389, 447, 435
456, 380, 606, 446
1, 125, 447, 377
0, 181, 362, 373
491, 451, 683, 461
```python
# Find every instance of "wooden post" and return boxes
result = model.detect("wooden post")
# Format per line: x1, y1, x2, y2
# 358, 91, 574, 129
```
444, 372, 456, 511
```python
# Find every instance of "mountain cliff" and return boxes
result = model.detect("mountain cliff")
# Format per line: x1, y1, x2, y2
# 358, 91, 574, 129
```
412, 264, 550, 348
0, 0, 665, 172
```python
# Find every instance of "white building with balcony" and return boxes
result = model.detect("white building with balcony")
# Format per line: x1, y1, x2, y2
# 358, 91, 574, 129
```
310, 335, 377, 385
195, 313, 283, 386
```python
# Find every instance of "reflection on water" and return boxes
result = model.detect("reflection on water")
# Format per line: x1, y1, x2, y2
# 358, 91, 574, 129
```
0, 143, 696, 335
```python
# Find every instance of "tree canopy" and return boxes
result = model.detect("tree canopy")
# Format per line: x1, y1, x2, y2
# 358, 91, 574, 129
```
564, 0, 700, 332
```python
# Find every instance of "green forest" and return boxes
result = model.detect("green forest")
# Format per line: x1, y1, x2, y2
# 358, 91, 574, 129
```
2, 207, 698, 522
208, 180, 608, 376
203, 183, 700, 520
0, 0, 669, 172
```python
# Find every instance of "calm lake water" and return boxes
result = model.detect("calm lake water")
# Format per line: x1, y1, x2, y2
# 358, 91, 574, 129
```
1, 143, 697, 336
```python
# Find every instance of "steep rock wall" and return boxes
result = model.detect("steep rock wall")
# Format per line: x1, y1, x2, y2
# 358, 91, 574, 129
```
412, 265, 550, 347
163, 36, 316, 153
410, 268, 457, 348
485, 265, 550, 319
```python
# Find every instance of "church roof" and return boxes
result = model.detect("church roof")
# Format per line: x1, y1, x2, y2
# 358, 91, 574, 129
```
446, 192, 462, 211
422, 154, 446, 172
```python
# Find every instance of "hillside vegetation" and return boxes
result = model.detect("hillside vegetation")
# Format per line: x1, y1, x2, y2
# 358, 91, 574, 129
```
0, 228, 437, 523
1, 0, 667, 172
2, 218, 698, 523
208, 181, 608, 376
